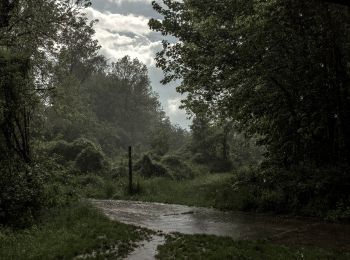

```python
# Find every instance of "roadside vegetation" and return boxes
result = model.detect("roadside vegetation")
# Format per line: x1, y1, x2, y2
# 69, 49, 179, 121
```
156, 233, 350, 260
1, 0, 350, 259
0, 202, 152, 259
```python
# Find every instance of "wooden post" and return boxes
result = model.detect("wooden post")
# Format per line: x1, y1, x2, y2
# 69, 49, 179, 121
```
128, 146, 133, 194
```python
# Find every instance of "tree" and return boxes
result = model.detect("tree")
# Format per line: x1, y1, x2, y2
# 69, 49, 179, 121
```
150, 0, 350, 168
0, 0, 96, 225
0, 0, 93, 164
325, 0, 350, 6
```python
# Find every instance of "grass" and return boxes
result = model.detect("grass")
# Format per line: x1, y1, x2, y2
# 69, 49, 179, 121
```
0, 202, 152, 259
156, 233, 350, 260
116, 172, 233, 207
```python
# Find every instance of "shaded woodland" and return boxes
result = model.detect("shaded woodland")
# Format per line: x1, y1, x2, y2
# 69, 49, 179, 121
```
1, 0, 350, 230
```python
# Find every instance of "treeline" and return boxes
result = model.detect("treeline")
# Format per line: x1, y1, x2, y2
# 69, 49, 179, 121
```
43, 54, 187, 159
150, 0, 350, 219
0, 0, 187, 226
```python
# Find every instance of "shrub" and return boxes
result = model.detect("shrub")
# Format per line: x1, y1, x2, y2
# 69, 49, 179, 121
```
76, 174, 105, 187
192, 153, 207, 164
49, 140, 75, 163
75, 145, 106, 173
209, 159, 233, 173
221, 164, 350, 218
0, 160, 44, 227
71, 138, 97, 155
38, 158, 78, 209
135, 155, 167, 177
111, 166, 128, 178
326, 201, 350, 222
161, 155, 194, 180
49, 138, 101, 164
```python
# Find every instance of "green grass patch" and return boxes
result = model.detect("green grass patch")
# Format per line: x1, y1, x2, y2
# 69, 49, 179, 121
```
0, 202, 152, 259
156, 233, 350, 260
117, 173, 233, 207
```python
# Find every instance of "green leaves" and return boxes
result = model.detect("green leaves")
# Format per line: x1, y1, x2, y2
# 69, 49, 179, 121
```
150, 0, 350, 167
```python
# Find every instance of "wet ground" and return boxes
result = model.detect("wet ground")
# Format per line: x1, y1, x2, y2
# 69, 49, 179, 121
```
91, 200, 350, 258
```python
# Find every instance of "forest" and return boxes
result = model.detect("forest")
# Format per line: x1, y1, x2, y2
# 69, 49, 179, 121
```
1, 0, 350, 259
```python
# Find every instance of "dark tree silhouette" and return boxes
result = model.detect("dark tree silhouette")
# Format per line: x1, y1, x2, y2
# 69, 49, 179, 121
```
325, 0, 350, 6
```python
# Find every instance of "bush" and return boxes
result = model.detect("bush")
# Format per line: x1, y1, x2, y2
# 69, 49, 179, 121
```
76, 174, 105, 187
220, 164, 350, 219
192, 153, 207, 164
0, 160, 44, 227
135, 155, 167, 178
161, 155, 194, 180
209, 159, 233, 173
71, 138, 97, 155
49, 138, 102, 164
49, 140, 75, 163
111, 166, 128, 179
38, 158, 77, 209
326, 201, 350, 222
75, 145, 106, 173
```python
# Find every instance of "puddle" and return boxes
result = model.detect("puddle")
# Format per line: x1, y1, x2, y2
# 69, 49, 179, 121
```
91, 199, 350, 251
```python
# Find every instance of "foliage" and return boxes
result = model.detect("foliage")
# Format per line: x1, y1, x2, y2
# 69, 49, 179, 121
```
217, 165, 350, 220
135, 154, 168, 178
161, 155, 194, 180
190, 115, 263, 172
118, 172, 233, 207
150, 0, 350, 215
75, 144, 107, 173
0, 202, 152, 259
150, 0, 350, 166
0, 160, 44, 227
0, 0, 99, 225
47, 138, 108, 173
326, 202, 350, 222
74, 175, 118, 199
156, 233, 350, 260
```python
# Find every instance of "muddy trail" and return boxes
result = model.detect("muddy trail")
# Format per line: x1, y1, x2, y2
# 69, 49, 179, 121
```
91, 200, 350, 259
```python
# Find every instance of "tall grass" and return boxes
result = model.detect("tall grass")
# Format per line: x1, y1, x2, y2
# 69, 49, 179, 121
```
156, 233, 350, 260
0, 202, 152, 259
117, 173, 233, 207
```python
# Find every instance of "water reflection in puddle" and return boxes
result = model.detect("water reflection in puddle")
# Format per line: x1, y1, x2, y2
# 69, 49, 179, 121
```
91, 199, 350, 251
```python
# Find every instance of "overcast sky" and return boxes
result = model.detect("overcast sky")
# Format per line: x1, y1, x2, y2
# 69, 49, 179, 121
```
87, 0, 190, 129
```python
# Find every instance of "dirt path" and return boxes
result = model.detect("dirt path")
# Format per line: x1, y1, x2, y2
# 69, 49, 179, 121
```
91, 199, 350, 259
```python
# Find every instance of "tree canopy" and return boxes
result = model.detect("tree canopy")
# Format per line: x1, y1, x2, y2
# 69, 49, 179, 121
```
150, 0, 350, 168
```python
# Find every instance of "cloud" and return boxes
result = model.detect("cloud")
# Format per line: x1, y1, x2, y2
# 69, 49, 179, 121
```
86, 8, 162, 66
166, 97, 190, 128
91, 0, 160, 18
168, 97, 183, 114
86, 8, 151, 35
86, 6, 191, 128
107, 0, 152, 4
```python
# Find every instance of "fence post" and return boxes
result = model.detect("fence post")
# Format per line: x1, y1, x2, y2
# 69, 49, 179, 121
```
128, 146, 133, 194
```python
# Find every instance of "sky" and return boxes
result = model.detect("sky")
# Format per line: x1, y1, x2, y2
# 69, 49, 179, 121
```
87, 0, 191, 129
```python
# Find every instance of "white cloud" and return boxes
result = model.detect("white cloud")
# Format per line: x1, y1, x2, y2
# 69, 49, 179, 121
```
165, 97, 189, 128
167, 97, 182, 114
86, 8, 151, 35
86, 6, 191, 128
107, 0, 152, 4
86, 7, 162, 66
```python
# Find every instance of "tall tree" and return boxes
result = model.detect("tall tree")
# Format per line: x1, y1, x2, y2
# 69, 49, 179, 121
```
0, 0, 93, 164
150, 0, 350, 167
